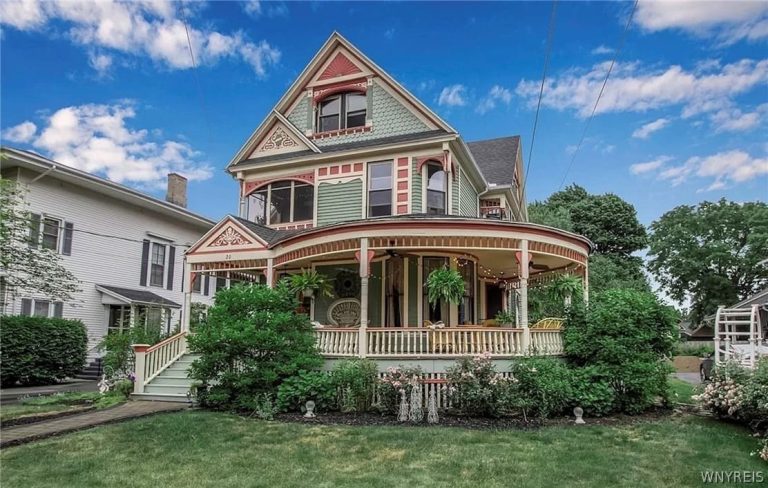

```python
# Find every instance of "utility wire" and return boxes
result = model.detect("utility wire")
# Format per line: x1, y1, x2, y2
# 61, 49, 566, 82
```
557, 0, 639, 190
178, 2, 214, 147
523, 0, 558, 189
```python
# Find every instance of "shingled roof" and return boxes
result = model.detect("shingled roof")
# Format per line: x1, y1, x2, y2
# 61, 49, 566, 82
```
466, 135, 520, 186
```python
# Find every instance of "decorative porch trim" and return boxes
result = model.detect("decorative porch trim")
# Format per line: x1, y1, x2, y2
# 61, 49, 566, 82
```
243, 171, 315, 197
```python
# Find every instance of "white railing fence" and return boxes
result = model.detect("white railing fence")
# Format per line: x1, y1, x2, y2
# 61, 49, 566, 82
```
132, 331, 188, 394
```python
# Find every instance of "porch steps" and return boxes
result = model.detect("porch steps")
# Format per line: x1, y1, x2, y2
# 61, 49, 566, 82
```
132, 354, 200, 403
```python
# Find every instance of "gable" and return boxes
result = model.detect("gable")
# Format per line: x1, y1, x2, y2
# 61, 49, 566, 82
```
248, 120, 313, 158
311, 49, 371, 84
187, 217, 268, 255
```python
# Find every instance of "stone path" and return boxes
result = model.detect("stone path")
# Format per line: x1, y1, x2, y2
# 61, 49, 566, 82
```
0, 401, 187, 448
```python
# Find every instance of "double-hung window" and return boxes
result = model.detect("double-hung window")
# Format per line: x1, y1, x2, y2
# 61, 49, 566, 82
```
28, 214, 73, 254
368, 161, 393, 217
317, 92, 367, 133
150, 243, 166, 287
21, 298, 63, 318
426, 163, 448, 215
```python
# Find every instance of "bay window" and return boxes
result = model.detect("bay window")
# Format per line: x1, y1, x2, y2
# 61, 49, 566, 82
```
246, 181, 315, 225
368, 161, 393, 217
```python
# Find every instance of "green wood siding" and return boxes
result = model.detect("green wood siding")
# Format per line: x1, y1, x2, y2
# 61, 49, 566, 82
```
411, 159, 422, 213
317, 179, 363, 226
286, 97, 310, 133
460, 167, 478, 217
451, 168, 460, 214
407, 257, 419, 326
314, 81, 430, 147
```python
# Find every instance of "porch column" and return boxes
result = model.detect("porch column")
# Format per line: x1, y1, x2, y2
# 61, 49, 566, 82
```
358, 238, 369, 358
182, 259, 192, 333
266, 258, 275, 288
519, 240, 531, 354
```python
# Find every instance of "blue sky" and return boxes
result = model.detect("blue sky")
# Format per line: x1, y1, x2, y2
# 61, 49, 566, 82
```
1, 0, 766, 225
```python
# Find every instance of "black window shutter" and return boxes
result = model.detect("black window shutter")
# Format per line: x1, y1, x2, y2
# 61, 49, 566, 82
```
53, 302, 64, 318
167, 246, 176, 290
62, 222, 74, 255
204, 275, 210, 296
140, 240, 150, 286
28, 213, 40, 248
21, 298, 32, 316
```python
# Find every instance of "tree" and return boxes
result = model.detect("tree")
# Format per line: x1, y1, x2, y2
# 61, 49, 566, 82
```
528, 185, 649, 293
648, 199, 768, 323
0, 178, 79, 301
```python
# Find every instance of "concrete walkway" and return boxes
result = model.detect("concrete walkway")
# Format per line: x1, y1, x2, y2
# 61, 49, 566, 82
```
675, 372, 702, 385
0, 401, 187, 448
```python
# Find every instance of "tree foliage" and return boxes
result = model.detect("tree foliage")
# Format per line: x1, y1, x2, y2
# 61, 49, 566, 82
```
0, 177, 79, 301
648, 199, 768, 323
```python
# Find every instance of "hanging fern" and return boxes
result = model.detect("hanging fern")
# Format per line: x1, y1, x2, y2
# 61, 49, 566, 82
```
425, 267, 465, 308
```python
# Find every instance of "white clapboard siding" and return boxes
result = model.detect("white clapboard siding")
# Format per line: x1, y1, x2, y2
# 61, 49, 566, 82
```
4, 167, 215, 354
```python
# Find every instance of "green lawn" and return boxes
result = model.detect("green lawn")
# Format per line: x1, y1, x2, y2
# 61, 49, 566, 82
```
668, 377, 698, 405
1, 392, 125, 423
1, 410, 765, 488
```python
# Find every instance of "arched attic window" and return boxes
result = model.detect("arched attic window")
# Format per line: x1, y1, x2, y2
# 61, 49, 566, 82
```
426, 162, 448, 215
246, 180, 314, 225
317, 92, 366, 133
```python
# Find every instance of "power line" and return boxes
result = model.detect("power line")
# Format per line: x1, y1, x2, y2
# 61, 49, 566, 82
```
178, 2, 214, 147
557, 0, 639, 190
523, 0, 558, 189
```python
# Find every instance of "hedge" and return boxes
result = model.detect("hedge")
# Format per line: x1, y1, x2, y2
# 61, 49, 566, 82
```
0, 315, 88, 386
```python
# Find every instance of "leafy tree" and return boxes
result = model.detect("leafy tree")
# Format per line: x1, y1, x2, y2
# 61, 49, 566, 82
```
648, 199, 768, 323
0, 177, 79, 301
569, 193, 647, 255
588, 254, 650, 295
527, 202, 574, 232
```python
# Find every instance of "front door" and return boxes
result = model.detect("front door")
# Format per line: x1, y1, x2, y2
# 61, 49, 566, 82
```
485, 283, 503, 321
384, 257, 404, 327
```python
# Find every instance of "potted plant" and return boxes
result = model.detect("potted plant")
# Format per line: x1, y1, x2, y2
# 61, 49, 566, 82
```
288, 269, 334, 299
494, 310, 515, 326
425, 266, 465, 310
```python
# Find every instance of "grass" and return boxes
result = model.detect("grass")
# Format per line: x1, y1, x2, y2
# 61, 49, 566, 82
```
1, 410, 765, 488
1, 392, 125, 423
668, 378, 698, 405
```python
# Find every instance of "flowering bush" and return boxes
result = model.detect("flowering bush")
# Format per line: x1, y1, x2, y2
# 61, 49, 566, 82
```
446, 352, 507, 417
378, 365, 423, 414
502, 357, 573, 420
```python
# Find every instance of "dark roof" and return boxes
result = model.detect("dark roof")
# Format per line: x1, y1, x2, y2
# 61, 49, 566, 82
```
230, 130, 449, 169
231, 215, 306, 243
466, 136, 520, 186
96, 285, 181, 308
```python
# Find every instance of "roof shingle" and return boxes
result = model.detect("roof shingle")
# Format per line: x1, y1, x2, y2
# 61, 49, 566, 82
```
466, 136, 520, 186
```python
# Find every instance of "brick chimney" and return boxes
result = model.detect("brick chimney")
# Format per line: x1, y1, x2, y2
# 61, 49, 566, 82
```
166, 173, 188, 208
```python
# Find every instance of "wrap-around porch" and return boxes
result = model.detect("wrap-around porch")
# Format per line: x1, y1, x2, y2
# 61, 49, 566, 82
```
182, 217, 592, 361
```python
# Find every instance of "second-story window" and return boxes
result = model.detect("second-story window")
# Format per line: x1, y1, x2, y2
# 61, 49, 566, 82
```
368, 161, 392, 217
246, 181, 314, 225
426, 163, 447, 215
317, 92, 367, 133
150, 243, 166, 287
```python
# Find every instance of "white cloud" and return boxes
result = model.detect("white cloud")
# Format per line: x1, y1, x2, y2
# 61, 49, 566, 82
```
88, 51, 113, 78
476, 85, 513, 114
710, 104, 768, 132
591, 45, 614, 55
242, 0, 261, 17
635, 0, 768, 45
515, 59, 768, 131
438, 84, 466, 107
1, 121, 38, 143
5, 102, 212, 187
632, 117, 670, 139
629, 155, 673, 175
0, 0, 281, 77
657, 150, 768, 190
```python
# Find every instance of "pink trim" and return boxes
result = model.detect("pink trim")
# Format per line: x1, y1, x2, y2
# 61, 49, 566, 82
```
354, 163, 363, 172
397, 193, 408, 202
312, 78, 368, 102
341, 164, 351, 173
330, 166, 339, 175
132, 344, 151, 353
397, 157, 409, 167
416, 155, 444, 174
243, 172, 315, 197
318, 167, 328, 176
397, 181, 408, 191
397, 205, 408, 214
317, 52, 362, 81
397, 169, 408, 179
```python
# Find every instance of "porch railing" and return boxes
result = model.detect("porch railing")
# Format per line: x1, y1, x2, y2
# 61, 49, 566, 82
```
315, 327, 563, 358
132, 331, 188, 394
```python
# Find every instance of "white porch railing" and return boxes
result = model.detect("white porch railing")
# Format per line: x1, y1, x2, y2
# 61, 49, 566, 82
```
315, 327, 563, 358
132, 331, 188, 393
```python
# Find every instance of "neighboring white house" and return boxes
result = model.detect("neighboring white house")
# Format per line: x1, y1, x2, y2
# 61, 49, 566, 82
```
0, 147, 217, 363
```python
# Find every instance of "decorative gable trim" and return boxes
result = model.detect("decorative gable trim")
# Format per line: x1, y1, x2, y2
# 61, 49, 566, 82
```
416, 152, 457, 180
186, 216, 268, 255
240, 111, 321, 163
317, 52, 363, 81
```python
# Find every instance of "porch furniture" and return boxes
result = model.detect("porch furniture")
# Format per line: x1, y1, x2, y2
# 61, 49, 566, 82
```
530, 317, 564, 329
327, 298, 361, 327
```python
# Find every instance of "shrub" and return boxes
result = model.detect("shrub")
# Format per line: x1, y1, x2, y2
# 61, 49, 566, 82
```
568, 366, 616, 417
276, 371, 337, 413
100, 326, 167, 378
563, 289, 677, 414
189, 283, 322, 411
239, 393, 278, 420
378, 365, 423, 414
112, 378, 135, 399
446, 352, 505, 417
332, 358, 378, 413
0, 315, 87, 386
502, 357, 572, 420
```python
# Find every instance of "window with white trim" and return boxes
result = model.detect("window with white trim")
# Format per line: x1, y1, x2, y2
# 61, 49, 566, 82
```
150, 243, 166, 287
426, 163, 447, 215
368, 161, 393, 217
246, 181, 314, 225
20, 298, 63, 318
317, 92, 367, 132
28, 214, 73, 255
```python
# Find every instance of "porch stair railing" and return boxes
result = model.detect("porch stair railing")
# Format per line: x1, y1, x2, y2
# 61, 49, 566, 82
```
315, 327, 564, 358
132, 331, 188, 394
